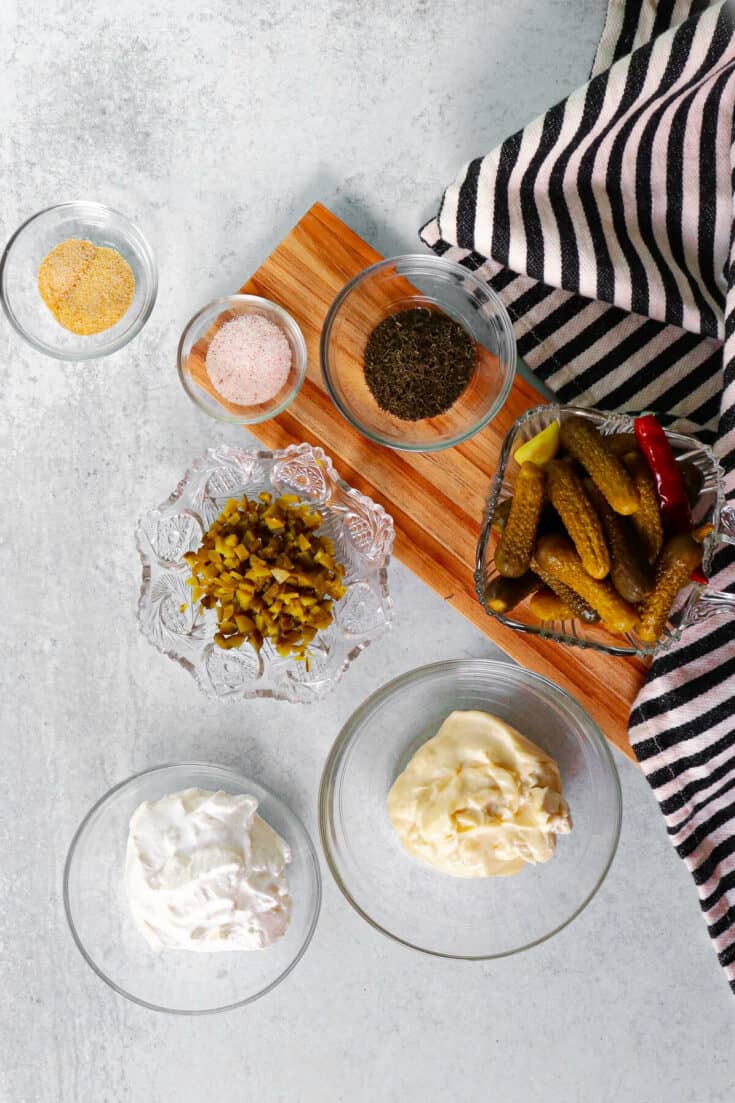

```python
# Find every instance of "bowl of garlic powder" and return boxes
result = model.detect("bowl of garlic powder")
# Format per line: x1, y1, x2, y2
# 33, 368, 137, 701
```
0, 200, 157, 360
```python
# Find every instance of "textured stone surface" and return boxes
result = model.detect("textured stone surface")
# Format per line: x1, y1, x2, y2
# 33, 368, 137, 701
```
2, 2, 734, 1101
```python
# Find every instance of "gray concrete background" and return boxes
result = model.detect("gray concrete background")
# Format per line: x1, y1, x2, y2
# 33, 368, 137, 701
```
1, 2, 733, 1101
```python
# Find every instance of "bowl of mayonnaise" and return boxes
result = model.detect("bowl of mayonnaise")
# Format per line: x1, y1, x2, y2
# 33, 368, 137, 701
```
319, 659, 621, 959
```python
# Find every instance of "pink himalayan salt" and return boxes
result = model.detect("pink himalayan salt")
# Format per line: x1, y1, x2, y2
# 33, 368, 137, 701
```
206, 314, 291, 407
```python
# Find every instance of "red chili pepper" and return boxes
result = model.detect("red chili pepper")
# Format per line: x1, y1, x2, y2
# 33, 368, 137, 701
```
633, 415, 692, 535
634, 415, 706, 583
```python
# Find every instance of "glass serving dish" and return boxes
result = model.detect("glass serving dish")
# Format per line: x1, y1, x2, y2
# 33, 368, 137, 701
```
320, 254, 516, 451
177, 295, 308, 424
477, 404, 735, 656
0, 201, 157, 360
64, 763, 321, 1014
319, 659, 621, 958
137, 443, 394, 702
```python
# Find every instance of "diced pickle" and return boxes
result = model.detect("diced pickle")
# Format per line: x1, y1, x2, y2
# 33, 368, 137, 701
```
185, 492, 347, 664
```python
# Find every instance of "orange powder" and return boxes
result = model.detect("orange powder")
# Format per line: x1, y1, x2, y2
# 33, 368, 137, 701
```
38, 238, 135, 335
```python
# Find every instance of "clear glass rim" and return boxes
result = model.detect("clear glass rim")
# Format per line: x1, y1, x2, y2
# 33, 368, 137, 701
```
319, 253, 517, 452
177, 294, 308, 424
318, 658, 622, 960
0, 200, 158, 361
63, 761, 322, 1015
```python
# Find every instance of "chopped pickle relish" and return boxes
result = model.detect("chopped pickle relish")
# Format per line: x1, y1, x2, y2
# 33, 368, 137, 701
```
183, 493, 347, 663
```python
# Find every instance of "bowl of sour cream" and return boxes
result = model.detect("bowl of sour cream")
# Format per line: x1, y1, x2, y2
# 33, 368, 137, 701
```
64, 763, 321, 1013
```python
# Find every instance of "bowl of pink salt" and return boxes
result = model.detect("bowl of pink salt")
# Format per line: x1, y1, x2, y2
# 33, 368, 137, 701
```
178, 294, 308, 424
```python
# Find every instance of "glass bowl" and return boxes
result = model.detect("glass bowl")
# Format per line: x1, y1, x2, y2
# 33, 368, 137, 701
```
0, 201, 157, 359
137, 442, 394, 703
320, 254, 516, 451
477, 404, 735, 656
178, 295, 307, 424
64, 763, 321, 1014
319, 659, 621, 958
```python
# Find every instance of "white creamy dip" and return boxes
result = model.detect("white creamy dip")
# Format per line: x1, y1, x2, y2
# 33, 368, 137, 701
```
387, 710, 572, 877
125, 788, 292, 951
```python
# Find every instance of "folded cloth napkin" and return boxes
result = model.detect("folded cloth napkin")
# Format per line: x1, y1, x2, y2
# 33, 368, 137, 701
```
421, 0, 735, 991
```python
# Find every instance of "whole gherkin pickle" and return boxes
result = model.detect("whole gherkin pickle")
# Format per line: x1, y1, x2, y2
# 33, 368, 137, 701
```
532, 533, 638, 635
529, 588, 575, 622
530, 560, 600, 623
492, 496, 558, 538
546, 458, 610, 580
679, 461, 705, 509
636, 532, 703, 644
622, 451, 664, 562
494, 462, 545, 578
585, 479, 653, 603
490, 497, 513, 535
560, 417, 639, 515
601, 432, 639, 457
484, 571, 542, 614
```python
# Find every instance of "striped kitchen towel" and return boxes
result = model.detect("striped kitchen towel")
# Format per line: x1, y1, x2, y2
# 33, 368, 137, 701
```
421, 0, 735, 991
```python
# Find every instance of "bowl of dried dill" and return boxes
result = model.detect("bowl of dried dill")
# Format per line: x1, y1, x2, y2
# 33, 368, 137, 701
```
320, 254, 516, 452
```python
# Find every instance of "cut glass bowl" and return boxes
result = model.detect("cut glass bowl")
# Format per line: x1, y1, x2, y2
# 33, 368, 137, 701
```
137, 443, 394, 702
477, 404, 735, 657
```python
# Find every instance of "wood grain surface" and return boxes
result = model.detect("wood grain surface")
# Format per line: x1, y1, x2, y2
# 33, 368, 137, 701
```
202, 202, 648, 759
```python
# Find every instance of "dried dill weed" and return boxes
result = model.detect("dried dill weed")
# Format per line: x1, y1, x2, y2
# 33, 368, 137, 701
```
363, 307, 476, 421
38, 238, 135, 335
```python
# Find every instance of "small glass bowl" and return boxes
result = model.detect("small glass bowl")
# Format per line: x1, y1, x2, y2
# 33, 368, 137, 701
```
178, 295, 308, 424
477, 404, 735, 656
319, 659, 621, 958
320, 254, 516, 451
136, 442, 394, 703
64, 763, 322, 1014
0, 201, 157, 360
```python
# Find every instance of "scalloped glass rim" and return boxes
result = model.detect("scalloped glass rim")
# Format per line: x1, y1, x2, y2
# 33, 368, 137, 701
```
136, 443, 395, 702
476, 404, 733, 658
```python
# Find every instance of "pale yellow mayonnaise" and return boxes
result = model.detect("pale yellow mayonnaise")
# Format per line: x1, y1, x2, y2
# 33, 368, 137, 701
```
387, 710, 572, 878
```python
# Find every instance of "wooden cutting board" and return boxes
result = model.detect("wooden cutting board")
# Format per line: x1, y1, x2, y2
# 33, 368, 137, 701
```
224, 202, 647, 760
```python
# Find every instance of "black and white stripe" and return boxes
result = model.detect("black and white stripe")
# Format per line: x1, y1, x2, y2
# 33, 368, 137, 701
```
422, 0, 735, 991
